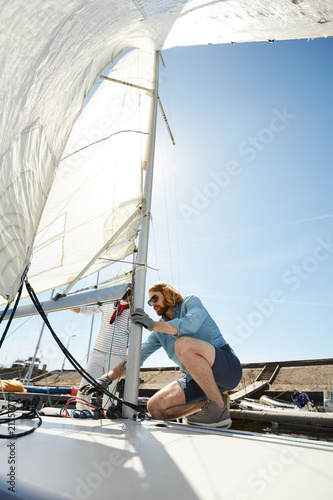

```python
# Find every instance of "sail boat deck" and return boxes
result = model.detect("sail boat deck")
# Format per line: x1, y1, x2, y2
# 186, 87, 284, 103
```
1, 416, 332, 499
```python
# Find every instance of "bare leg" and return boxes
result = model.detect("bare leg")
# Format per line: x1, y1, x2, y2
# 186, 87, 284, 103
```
147, 381, 204, 420
175, 337, 224, 408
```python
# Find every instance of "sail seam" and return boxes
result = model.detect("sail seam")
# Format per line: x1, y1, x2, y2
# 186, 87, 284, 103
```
61, 130, 149, 161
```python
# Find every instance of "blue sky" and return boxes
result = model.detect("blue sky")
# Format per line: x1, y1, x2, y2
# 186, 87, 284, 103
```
148, 37, 333, 367
1, 37, 332, 372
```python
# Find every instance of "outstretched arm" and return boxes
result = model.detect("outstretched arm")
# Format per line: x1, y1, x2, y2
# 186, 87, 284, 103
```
131, 308, 178, 335
106, 358, 127, 380
80, 359, 127, 395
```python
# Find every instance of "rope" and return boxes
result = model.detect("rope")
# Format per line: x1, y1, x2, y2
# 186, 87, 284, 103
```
0, 283, 23, 350
61, 397, 101, 418
0, 408, 42, 439
25, 280, 146, 418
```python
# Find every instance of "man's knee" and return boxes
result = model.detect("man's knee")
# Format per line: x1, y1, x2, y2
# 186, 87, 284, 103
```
147, 396, 164, 419
174, 336, 194, 360
147, 398, 156, 416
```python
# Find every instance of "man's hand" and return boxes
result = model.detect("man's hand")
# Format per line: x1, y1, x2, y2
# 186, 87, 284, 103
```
131, 308, 156, 331
80, 373, 112, 396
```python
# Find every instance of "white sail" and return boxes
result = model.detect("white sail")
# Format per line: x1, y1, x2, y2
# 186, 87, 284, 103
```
1, 0, 333, 301
27, 49, 156, 296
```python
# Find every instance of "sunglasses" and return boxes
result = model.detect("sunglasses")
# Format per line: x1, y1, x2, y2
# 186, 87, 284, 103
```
147, 294, 158, 307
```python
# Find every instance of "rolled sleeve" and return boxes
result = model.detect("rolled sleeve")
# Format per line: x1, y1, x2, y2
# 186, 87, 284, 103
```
168, 296, 208, 336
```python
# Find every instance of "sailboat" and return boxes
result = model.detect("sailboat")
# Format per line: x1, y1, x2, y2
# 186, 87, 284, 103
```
1, 1, 333, 499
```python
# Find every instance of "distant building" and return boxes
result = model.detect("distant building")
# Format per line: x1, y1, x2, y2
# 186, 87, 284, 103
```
25, 356, 41, 368
11, 359, 25, 368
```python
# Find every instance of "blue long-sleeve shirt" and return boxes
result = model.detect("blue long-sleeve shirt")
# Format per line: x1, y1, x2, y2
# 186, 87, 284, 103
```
140, 295, 227, 380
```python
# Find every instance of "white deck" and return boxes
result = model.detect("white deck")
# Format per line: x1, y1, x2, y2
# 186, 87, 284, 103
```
0, 416, 333, 499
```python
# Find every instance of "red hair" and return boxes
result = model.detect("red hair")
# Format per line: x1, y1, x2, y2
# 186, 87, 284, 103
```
148, 282, 183, 308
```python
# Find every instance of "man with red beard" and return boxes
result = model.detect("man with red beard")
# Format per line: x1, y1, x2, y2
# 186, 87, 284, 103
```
82, 282, 242, 428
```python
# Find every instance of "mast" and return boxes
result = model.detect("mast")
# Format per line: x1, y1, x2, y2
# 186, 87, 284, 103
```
122, 51, 160, 418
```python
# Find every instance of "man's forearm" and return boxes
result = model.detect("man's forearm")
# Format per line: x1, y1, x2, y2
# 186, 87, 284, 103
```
152, 321, 178, 335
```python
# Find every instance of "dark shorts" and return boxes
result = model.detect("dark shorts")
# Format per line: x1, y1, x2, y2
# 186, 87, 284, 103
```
177, 344, 242, 404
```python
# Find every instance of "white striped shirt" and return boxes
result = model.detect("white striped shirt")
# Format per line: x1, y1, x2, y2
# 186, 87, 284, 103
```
79, 302, 130, 356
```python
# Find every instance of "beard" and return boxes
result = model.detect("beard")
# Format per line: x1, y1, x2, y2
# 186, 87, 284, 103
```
155, 303, 169, 317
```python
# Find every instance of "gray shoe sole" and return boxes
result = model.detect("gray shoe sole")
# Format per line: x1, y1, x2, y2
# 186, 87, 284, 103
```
185, 417, 232, 429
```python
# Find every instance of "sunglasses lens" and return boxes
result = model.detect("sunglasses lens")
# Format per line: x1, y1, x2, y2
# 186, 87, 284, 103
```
148, 294, 158, 306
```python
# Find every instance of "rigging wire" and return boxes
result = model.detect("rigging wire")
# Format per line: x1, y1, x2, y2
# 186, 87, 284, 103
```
150, 219, 160, 281
157, 123, 174, 283
158, 54, 181, 288
0, 283, 23, 350
163, 75, 180, 287
56, 271, 132, 300
172, 147, 181, 290
98, 258, 158, 271
154, 62, 181, 288
1, 315, 33, 340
